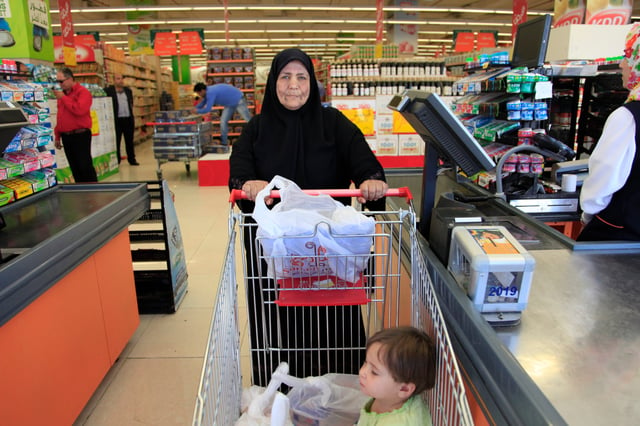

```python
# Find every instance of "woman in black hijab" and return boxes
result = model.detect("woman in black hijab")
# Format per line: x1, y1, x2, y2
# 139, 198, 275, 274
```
229, 48, 387, 386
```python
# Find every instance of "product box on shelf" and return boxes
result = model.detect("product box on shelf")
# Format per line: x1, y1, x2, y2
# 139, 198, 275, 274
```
0, 158, 25, 178
5, 125, 52, 151
152, 135, 200, 147
398, 134, 423, 156
153, 119, 209, 134
153, 110, 191, 122
377, 134, 399, 156
2, 178, 34, 199
153, 146, 201, 160
20, 172, 49, 193
30, 150, 55, 168
4, 151, 40, 173
40, 168, 57, 187
546, 24, 631, 61
0, 184, 15, 206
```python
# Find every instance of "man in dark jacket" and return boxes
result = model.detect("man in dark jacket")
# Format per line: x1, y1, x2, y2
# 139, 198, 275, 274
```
105, 74, 138, 165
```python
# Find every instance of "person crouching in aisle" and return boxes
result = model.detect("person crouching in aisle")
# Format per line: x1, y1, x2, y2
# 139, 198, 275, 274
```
53, 67, 98, 183
192, 82, 252, 146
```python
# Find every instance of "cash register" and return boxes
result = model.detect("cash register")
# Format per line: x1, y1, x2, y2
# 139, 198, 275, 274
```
388, 90, 538, 325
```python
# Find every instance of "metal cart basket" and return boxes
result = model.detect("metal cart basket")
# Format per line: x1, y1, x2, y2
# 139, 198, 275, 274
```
194, 188, 473, 425
147, 113, 212, 179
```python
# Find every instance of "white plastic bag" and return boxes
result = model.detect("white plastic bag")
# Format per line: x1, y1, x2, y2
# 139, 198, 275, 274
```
236, 363, 293, 426
253, 175, 375, 283
273, 369, 368, 426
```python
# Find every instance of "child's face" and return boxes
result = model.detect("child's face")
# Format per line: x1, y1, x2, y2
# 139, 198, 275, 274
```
359, 342, 404, 401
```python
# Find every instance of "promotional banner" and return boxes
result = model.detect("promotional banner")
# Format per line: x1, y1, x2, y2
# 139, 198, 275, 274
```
53, 35, 96, 63
0, 0, 54, 61
392, 111, 414, 133
513, 0, 528, 41
453, 30, 474, 52
333, 98, 376, 137
172, 55, 191, 84
179, 29, 204, 55
151, 29, 177, 55
126, 0, 156, 20
393, 0, 418, 55
58, 0, 75, 65
477, 31, 498, 49
128, 24, 154, 55
374, 0, 384, 58
554, 0, 586, 26
585, 0, 632, 25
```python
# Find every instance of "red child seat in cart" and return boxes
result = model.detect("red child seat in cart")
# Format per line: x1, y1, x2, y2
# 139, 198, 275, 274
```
275, 273, 368, 306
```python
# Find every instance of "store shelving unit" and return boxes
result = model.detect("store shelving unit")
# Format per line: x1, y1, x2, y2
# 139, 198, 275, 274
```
549, 65, 627, 158
329, 58, 457, 98
0, 84, 57, 204
575, 71, 628, 158
205, 47, 256, 147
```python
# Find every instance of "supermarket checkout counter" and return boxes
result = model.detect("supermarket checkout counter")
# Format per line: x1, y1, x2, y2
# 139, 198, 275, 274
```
388, 171, 640, 425
0, 183, 149, 425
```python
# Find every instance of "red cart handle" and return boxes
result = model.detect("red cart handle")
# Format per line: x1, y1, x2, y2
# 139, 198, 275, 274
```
229, 187, 413, 204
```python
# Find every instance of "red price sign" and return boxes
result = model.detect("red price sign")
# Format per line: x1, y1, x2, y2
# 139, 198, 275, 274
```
179, 31, 203, 55
154, 32, 178, 56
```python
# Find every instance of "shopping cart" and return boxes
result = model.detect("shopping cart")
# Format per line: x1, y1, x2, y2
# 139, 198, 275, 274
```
194, 188, 473, 425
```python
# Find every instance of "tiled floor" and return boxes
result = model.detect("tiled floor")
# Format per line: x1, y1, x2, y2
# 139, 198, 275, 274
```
74, 140, 240, 425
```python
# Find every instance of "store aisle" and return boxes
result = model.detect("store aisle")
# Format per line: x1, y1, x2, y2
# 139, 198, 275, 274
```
74, 141, 239, 425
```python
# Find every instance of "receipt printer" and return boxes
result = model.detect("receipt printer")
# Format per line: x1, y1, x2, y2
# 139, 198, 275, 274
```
448, 225, 535, 326
551, 158, 589, 187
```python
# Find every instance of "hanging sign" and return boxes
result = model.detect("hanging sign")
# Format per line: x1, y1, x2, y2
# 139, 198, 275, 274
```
513, 0, 528, 41
153, 30, 177, 56
554, 0, 586, 26
179, 29, 203, 55
128, 24, 154, 55
477, 31, 498, 49
585, 0, 632, 25
393, 0, 418, 55
58, 0, 76, 65
453, 30, 474, 52
53, 35, 96, 63
224, 0, 229, 43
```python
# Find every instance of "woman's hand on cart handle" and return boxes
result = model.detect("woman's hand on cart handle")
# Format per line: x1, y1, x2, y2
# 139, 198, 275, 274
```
239, 180, 272, 204
229, 186, 413, 204
358, 179, 388, 204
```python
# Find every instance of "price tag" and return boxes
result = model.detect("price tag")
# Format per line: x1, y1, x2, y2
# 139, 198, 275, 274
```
535, 81, 553, 100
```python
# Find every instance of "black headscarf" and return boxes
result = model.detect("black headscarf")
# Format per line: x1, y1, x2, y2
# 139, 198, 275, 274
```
256, 48, 323, 186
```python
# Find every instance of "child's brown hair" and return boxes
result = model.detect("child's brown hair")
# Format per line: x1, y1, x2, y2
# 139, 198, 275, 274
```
366, 326, 436, 395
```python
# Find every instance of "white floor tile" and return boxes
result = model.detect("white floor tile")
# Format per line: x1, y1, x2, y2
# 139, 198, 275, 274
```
79, 358, 203, 426
128, 307, 213, 359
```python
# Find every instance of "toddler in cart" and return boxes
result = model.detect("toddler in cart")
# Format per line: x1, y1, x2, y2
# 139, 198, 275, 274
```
357, 326, 436, 425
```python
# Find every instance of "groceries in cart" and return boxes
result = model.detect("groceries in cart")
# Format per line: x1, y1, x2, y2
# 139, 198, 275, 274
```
236, 362, 367, 426
253, 175, 376, 306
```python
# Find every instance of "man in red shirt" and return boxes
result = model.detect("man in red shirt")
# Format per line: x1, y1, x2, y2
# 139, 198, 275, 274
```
53, 68, 98, 182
